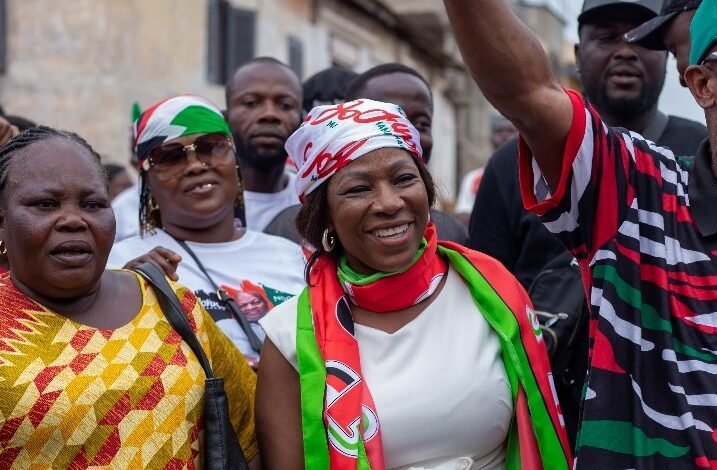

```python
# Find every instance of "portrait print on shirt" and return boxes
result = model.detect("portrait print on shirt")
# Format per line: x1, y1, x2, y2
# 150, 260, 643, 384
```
194, 279, 292, 324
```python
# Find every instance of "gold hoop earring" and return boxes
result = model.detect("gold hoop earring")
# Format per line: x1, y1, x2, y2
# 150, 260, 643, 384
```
322, 229, 336, 252
148, 197, 160, 212
0, 240, 6, 255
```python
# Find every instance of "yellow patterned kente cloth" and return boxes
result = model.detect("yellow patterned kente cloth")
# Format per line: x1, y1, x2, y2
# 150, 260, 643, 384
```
0, 272, 258, 468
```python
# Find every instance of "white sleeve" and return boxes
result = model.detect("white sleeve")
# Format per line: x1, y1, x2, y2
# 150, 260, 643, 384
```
259, 295, 300, 371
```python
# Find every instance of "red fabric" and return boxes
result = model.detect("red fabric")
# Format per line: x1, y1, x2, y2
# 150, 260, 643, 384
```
343, 224, 447, 312
309, 258, 386, 469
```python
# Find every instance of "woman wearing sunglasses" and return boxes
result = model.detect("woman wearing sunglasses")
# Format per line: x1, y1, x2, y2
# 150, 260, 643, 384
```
256, 99, 571, 469
108, 95, 305, 367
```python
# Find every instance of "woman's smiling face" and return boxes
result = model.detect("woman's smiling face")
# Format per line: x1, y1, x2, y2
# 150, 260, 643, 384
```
326, 147, 429, 275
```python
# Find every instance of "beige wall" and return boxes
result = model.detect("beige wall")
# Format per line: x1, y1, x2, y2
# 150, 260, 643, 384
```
0, 0, 232, 165
0, 0, 569, 202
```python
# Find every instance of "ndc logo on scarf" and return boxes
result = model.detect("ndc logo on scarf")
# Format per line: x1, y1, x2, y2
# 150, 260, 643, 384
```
526, 306, 543, 342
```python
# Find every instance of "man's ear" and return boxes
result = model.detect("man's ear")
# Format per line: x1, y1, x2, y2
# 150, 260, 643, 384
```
685, 65, 717, 110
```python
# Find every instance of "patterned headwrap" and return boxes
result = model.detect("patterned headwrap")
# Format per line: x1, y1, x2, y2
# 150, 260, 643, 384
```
286, 99, 423, 202
133, 94, 231, 170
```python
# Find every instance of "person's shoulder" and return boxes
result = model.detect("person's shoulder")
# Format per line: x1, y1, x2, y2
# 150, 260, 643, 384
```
107, 231, 167, 267
430, 210, 468, 245
487, 137, 520, 169
258, 292, 301, 366
248, 229, 302, 252
665, 115, 708, 135
111, 183, 140, 208
260, 292, 301, 332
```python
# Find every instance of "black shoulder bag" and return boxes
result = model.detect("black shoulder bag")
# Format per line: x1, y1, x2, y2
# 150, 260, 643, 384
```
173, 239, 263, 355
134, 263, 249, 470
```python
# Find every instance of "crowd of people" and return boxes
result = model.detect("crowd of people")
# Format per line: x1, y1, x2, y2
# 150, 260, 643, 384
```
0, 0, 716, 468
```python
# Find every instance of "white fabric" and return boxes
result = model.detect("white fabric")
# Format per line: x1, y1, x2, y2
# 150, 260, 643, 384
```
286, 99, 423, 201
260, 267, 512, 470
455, 168, 485, 214
112, 183, 141, 242
108, 228, 306, 356
244, 172, 299, 231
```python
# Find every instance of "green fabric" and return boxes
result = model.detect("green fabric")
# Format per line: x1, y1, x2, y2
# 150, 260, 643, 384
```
579, 420, 690, 458
690, 0, 717, 64
337, 237, 427, 286
131, 102, 142, 123
439, 247, 568, 469
296, 290, 330, 470
171, 105, 231, 138
296, 246, 569, 469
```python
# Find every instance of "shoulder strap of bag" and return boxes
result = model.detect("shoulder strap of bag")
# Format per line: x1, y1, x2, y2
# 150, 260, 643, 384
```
135, 262, 215, 378
173, 239, 263, 354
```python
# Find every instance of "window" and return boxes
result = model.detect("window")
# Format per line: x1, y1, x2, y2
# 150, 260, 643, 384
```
287, 36, 303, 80
206, 0, 256, 84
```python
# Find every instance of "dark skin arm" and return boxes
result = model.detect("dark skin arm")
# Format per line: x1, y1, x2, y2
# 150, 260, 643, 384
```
442, 0, 573, 190
122, 246, 182, 281
255, 339, 304, 470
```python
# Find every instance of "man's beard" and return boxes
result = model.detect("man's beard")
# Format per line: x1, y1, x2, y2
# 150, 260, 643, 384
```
233, 133, 288, 172
586, 78, 664, 123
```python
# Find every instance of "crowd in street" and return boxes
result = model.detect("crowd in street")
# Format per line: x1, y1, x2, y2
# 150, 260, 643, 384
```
0, 0, 716, 468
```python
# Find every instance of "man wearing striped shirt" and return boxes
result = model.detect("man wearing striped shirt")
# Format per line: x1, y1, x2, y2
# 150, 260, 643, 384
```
444, 0, 717, 468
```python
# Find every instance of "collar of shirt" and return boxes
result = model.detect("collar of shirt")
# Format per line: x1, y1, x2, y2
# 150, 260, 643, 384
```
687, 138, 717, 237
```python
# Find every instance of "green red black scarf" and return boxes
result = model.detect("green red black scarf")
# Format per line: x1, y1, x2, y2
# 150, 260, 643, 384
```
296, 224, 572, 469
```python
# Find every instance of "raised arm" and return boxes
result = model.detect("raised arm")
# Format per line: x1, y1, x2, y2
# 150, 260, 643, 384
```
443, 0, 573, 188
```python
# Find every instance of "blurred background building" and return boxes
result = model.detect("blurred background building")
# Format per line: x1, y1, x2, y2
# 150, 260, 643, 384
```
0, 0, 576, 203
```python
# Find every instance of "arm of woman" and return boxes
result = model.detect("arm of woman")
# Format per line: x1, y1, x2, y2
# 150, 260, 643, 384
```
122, 246, 182, 281
442, 0, 572, 189
256, 338, 304, 470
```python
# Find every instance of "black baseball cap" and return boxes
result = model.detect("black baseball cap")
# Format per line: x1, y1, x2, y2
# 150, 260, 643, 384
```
625, 0, 703, 50
579, 0, 662, 25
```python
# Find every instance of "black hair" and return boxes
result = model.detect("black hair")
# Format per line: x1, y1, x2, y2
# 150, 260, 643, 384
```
302, 66, 359, 113
346, 63, 433, 102
0, 126, 105, 204
295, 157, 437, 284
6, 115, 37, 131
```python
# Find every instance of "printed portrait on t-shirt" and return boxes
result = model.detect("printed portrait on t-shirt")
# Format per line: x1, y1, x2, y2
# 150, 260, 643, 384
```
194, 280, 293, 324
221, 280, 291, 323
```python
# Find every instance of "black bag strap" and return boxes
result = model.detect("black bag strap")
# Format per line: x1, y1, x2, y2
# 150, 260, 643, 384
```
173, 239, 263, 354
135, 262, 215, 378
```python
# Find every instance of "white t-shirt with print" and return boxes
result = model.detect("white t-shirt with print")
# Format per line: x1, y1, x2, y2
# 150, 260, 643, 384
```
244, 172, 299, 231
107, 228, 306, 357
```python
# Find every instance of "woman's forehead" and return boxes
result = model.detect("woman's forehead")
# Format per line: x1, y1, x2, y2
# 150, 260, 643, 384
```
8, 139, 104, 190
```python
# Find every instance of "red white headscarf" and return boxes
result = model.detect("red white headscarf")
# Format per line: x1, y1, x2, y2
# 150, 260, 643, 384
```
285, 99, 423, 202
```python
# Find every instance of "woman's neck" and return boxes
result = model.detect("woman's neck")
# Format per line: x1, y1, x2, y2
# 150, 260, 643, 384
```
162, 214, 244, 244
12, 272, 103, 318
12, 271, 143, 329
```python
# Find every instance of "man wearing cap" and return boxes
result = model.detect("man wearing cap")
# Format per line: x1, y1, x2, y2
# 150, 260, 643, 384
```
627, 0, 703, 87
445, 0, 717, 467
